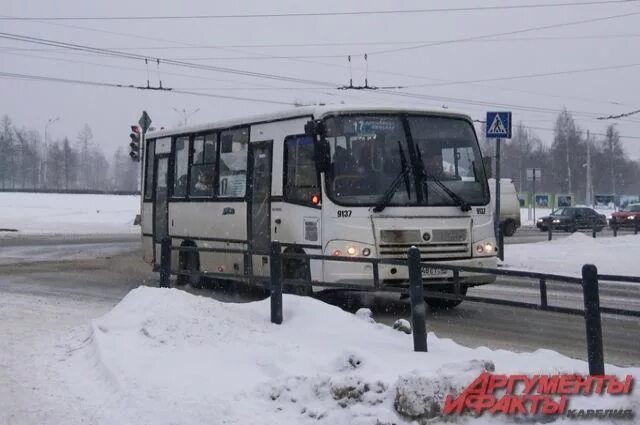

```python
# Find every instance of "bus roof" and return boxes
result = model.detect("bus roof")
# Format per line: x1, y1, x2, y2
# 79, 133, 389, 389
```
146, 105, 475, 139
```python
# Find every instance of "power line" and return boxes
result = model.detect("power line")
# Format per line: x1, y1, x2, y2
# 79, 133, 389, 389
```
404, 62, 640, 88
367, 10, 640, 55
0, 71, 295, 105
1, 1, 638, 21
0, 31, 340, 88
597, 109, 640, 120
3, 33, 640, 52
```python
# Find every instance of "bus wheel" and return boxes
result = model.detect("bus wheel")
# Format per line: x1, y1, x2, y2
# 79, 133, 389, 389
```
502, 220, 517, 237
176, 249, 203, 288
283, 257, 312, 297
424, 285, 467, 309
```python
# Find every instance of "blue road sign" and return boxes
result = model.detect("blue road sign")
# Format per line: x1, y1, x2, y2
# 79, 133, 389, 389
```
486, 112, 512, 139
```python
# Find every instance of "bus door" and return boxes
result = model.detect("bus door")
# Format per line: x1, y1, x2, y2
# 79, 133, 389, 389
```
153, 154, 170, 264
248, 141, 273, 276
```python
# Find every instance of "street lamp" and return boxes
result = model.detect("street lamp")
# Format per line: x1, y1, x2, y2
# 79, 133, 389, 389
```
172, 107, 200, 127
42, 117, 60, 189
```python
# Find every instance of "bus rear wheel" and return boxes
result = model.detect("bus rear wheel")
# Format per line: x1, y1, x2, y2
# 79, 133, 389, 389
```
176, 250, 204, 288
283, 258, 312, 297
424, 285, 467, 309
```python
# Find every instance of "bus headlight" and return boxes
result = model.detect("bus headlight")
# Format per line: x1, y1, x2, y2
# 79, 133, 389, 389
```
326, 241, 375, 258
473, 239, 497, 257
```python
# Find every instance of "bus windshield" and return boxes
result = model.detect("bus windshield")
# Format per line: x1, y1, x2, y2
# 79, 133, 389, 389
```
324, 114, 489, 207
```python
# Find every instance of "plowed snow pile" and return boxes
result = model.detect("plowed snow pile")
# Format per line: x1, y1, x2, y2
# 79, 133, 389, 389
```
52, 287, 639, 424
503, 233, 640, 276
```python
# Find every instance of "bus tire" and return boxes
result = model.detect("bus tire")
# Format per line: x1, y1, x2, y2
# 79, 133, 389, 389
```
283, 248, 312, 297
502, 219, 517, 237
176, 242, 203, 288
424, 285, 467, 309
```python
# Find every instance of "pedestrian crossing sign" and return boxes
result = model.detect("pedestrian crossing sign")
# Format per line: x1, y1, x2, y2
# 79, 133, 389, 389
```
485, 112, 512, 139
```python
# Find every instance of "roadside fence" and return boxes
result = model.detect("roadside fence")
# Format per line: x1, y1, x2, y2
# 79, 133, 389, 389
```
158, 237, 640, 376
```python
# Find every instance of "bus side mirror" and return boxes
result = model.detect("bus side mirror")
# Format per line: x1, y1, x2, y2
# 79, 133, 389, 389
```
305, 120, 330, 173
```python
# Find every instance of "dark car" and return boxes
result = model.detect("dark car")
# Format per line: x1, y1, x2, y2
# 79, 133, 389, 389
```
610, 203, 640, 227
536, 207, 607, 232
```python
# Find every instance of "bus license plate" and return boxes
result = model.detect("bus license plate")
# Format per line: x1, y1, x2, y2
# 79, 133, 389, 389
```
421, 266, 450, 278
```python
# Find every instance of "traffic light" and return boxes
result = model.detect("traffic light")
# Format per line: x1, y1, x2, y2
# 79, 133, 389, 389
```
129, 125, 141, 162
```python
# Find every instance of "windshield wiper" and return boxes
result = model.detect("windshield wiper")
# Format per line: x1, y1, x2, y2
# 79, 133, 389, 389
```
416, 145, 471, 212
373, 141, 411, 213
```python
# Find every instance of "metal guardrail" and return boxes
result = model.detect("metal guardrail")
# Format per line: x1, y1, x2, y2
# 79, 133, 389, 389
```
158, 237, 640, 376
540, 216, 639, 241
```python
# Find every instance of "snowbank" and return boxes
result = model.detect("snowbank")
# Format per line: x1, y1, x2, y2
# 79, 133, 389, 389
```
55, 287, 638, 425
504, 233, 640, 277
0, 192, 139, 235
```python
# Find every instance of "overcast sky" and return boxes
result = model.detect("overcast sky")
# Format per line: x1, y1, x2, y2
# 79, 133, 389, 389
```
1, 0, 639, 160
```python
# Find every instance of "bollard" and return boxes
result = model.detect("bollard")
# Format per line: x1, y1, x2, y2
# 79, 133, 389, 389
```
453, 270, 460, 297
270, 241, 283, 325
407, 247, 428, 352
612, 219, 618, 237
581, 264, 605, 376
635, 217, 639, 235
498, 229, 505, 261
539, 278, 548, 308
159, 236, 172, 288
592, 221, 597, 239
547, 219, 553, 241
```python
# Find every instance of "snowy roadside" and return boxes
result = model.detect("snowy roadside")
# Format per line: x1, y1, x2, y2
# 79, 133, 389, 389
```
502, 233, 640, 277
15, 287, 636, 425
0, 192, 139, 235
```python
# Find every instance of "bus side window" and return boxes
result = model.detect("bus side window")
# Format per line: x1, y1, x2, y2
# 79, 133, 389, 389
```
189, 133, 217, 198
173, 136, 189, 198
217, 127, 248, 198
144, 139, 155, 200
284, 135, 319, 205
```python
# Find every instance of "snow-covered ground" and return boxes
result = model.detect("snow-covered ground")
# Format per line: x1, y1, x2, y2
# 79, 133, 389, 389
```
10, 287, 635, 425
0, 242, 139, 265
0, 192, 139, 235
503, 233, 640, 277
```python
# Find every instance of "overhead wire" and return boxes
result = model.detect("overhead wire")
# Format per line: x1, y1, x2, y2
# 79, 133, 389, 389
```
1, 0, 638, 21
3, 33, 640, 52
0, 71, 296, 105
365, 10, 640, 55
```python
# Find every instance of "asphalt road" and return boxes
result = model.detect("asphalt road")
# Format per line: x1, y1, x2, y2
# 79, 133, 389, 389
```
1, 235, 638, 368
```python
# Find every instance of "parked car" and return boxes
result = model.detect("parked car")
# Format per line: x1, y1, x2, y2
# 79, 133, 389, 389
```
488, 178, 521, 237
610, 203, 640, 227
536, 207, 606, 232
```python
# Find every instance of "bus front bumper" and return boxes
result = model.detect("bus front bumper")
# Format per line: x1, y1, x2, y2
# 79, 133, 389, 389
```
320, 256, 497, 289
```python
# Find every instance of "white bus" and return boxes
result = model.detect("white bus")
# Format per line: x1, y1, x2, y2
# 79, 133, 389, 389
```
141, 105, 497, 308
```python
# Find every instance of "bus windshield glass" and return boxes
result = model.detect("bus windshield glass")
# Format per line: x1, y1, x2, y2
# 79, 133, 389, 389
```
324, 114, 489, 207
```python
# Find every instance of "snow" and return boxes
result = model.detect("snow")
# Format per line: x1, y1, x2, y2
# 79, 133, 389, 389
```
503, 233, 640, 277
24, 287, 636, 425
0, 242, 138, 265
0, 192, 139, 235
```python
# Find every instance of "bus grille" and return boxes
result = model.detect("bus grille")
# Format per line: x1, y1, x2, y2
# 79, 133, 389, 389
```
378, 228, 470, 260
378, 242, 470, 260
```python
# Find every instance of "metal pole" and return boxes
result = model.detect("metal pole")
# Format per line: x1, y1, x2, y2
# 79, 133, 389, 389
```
494, 139, 501, 245
548, 219, 553, 241
539, 278, 548, 308
270, 241, 283, 325
159, 236, 171, 288
581, 264, 605, 376
532, 171, 536, 222
407, 247, 427, 352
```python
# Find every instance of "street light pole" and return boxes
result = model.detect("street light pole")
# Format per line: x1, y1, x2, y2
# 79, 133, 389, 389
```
42, 117, 60, 189
172, 107, 200, 127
